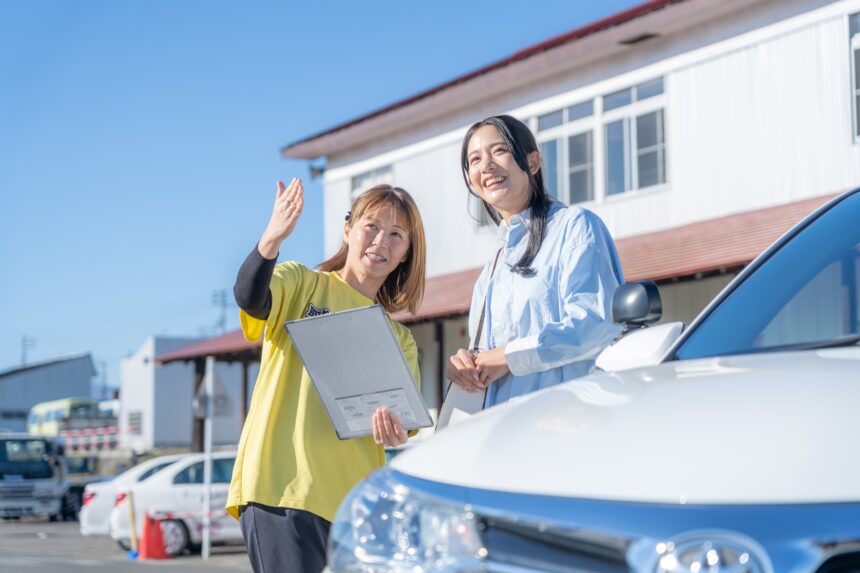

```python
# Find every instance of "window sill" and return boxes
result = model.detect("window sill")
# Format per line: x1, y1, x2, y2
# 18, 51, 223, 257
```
600, 183, 671, 205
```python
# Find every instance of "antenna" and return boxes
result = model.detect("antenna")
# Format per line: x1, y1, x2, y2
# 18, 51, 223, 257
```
21, 336, 36, 365
211, 289, 228, 335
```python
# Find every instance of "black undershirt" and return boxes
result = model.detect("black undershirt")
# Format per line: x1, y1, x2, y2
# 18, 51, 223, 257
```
234, 245, 276, 320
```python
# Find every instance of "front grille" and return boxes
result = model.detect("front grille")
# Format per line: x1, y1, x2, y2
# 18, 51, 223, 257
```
483, 517, 630, 573
0, 485, 35, 500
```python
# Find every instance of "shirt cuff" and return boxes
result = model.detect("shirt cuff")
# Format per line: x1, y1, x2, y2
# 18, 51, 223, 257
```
504, 335, 542, 376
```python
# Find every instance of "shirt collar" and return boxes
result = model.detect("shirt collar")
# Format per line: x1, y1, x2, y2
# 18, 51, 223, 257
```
496, 207, 533, 245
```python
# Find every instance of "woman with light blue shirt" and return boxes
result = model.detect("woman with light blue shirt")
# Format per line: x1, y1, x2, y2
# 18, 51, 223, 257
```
445, 115, 624, 408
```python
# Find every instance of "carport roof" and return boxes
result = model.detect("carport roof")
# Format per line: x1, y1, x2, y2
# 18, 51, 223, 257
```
157, 192, 836, 362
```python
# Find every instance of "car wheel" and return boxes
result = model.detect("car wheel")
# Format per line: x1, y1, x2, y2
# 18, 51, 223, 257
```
61, 492, 79, 521
160, 519, 189, 557
48, 514, 59, 522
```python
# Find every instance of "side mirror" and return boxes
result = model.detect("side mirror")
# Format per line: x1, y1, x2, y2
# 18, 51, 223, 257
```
612, 281, 662, 332
595, 321, 684, 371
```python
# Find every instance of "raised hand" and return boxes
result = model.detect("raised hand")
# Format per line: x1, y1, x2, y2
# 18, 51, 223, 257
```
258, 178, 305, 258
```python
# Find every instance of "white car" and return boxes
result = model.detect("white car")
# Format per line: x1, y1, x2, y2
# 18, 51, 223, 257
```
79, 453, 188, 537
110, 451, 240, 556
327, 188, 860, 573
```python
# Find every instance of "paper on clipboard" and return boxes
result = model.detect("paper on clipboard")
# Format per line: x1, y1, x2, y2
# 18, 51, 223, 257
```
284, 305, 433, 440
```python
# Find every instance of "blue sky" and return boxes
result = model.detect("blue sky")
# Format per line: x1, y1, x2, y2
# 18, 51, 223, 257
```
0, 0, 641, 390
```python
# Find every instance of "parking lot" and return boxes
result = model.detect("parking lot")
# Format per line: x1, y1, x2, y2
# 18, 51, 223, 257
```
0, 519, 251, 573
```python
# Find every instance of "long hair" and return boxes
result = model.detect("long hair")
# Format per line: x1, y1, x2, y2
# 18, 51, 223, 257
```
460, 114, 553, 275
319, 185, 426, 315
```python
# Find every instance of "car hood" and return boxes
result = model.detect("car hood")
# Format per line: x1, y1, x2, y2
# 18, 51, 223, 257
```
392, 347, 860, 504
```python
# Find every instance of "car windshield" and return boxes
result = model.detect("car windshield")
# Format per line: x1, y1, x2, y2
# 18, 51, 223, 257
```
675, 192, 860, 360
0, 439, 53, 479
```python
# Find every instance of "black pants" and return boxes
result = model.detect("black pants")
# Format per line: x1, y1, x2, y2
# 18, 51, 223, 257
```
239, 503, 331, 573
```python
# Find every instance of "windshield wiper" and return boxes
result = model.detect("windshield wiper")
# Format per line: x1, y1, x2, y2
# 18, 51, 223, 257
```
802, 334, 860, 350
718, 334, 860, 357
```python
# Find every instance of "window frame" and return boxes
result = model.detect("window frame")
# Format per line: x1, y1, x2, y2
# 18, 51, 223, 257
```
534, 78, 668, 206
350, 165, 393, 200
851, 32, 860, 141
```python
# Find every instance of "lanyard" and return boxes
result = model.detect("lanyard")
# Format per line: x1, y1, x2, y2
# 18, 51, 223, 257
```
470, 247, 503, 353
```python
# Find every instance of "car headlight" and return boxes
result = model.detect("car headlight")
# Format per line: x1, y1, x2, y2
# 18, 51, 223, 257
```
328, 467, 487, 573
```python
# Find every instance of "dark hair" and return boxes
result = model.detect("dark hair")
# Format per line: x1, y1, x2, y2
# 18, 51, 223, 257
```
460, 115, 553, 275
319, 184, 426, 315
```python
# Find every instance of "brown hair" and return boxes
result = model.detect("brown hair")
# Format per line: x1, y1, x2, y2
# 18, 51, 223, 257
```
319, 185, 426, 315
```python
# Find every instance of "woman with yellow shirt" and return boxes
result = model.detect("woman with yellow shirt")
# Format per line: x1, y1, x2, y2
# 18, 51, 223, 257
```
228, 178, 426, 573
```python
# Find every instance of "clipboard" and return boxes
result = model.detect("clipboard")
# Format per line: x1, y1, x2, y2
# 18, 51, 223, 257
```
284, 305, 433, 440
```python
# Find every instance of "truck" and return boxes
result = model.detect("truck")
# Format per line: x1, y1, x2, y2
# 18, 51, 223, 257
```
0, 433, 75, 521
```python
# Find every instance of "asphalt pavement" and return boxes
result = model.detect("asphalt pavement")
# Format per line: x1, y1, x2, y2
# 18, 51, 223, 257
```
0, 518, 252, 572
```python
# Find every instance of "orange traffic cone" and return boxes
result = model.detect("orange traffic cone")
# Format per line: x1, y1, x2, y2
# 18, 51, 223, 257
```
138, 513, 169, 560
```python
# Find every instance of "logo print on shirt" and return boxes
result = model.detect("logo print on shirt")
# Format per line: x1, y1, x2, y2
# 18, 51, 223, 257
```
305, 303, 332, 317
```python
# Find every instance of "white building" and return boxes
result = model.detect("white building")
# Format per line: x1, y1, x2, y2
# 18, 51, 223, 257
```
119, 336, 251, 453
283, 0, 860, 411
0, 354, 95, 433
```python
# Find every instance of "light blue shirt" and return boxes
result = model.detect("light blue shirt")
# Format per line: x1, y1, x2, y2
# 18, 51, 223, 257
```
470, 201, 624, 408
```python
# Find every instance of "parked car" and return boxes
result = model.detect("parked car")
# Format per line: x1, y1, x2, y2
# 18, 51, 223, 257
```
79, 453, 188, 536
326, 189, 860, 573
110, 451, 240, 556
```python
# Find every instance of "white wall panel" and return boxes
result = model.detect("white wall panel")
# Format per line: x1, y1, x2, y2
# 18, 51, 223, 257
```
322, 177, 352, 260
321, 1, 860, 277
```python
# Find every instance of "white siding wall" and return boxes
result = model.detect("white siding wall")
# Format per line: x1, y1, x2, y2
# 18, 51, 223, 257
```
151, 338, 197, 449
122, 337, 258, 452
120, 337, 198, 452
323, 178, 352, 258
322, 0, 860, 277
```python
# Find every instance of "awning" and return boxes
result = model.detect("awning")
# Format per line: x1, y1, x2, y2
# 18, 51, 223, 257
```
392, 192, 837, 322
156, 330, 259, 365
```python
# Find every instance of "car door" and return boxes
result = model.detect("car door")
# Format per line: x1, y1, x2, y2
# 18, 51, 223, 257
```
209, 456, 239, 542
171, 460, 205, 526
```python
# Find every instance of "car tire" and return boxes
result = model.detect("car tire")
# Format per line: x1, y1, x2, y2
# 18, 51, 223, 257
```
61, 492, 79, 521
160, 519, 190, 557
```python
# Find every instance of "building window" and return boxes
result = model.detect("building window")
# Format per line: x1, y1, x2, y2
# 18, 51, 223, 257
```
603, 78, 666, 196
569, 130, 594, 203
535, 77, 666, 204
351, 166, 392, 198
850, 13, 860, 139
539, 139, 560, 199
128, 411, 142, 435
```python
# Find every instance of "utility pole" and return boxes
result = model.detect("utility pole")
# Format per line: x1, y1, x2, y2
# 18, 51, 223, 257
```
211, 289, 228, 335
98, 359, 108, 400
21, 336, 36, 365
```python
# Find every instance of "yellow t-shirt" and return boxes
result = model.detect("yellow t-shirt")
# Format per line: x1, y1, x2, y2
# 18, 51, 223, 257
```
226, 261, 420, 523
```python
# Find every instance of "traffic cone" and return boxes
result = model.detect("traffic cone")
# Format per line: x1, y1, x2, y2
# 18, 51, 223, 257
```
138, 513, 169, 560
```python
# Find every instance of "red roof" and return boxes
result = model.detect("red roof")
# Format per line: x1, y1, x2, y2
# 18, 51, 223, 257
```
157, 193, 835, 362
391, 193, 837, 321
281, 0, 685, 157
616, 193, 837, 282
156, 330, 258, 365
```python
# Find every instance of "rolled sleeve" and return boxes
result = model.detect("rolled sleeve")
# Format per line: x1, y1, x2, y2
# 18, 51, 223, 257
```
504, 334, 542, 376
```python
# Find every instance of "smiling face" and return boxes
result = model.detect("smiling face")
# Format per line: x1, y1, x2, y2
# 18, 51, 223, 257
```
465, 124, 540, 222
342, 203, 411, 283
